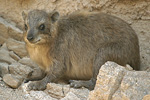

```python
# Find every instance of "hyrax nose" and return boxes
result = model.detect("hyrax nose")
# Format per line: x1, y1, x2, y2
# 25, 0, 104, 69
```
27, 34, 34, 41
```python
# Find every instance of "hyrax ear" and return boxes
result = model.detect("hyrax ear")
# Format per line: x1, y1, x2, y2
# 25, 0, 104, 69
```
50, 11, 59, 23
22, 11, 27, 21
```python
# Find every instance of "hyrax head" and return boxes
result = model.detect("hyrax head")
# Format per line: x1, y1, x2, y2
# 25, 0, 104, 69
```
22, 10, 59, 44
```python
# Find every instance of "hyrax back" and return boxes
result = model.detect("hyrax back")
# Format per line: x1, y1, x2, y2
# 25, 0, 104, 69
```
22, 10, 140, 90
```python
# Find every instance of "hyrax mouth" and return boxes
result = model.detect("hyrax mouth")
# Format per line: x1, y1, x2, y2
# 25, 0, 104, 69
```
27, 36, 41, 44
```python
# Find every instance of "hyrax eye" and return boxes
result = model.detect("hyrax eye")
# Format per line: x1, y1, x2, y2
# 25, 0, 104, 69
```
24, 24, 28, 31
39, 24, 45, 30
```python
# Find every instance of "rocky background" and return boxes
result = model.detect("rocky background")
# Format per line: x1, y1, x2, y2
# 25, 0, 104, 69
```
0, 0, 150, 100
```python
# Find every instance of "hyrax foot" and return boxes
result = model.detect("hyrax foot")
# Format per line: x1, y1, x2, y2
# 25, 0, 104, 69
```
69, 79, 95, 90
28, 80, 47, 90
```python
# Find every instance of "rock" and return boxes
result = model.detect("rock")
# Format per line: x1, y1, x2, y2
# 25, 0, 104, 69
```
9, 63, 33, 79
88, 61, 126, 100
0, 63, 9, 77
1, 43, 8, 50
125, 64, 133, 71
88, 61, 150, 100
112, 71, 150, 100
6, 38, 27, 58
29, 91, 57, 100
20, 82, 30, 93
9, 51, 21, 61
0, 43, 16, 64
0, 36, 7, 45
0, 17, 23, 44
46, 83, 89, 100
7, 27, 23, 41
61, 92, 80, 100
18, 57, 37, 68
0, 17, 23, 40
0, 23, 9, 39
46, 83, 70, 99
143, 95, 150, 100
3, 74, 22, 88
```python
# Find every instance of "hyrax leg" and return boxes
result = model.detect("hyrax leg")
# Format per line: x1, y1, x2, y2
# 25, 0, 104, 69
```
28, 61, 65, 90
25, 68, 46, 83
69, 78, 96, 90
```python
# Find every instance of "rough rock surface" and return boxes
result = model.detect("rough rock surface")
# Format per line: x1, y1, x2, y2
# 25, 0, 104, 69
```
0, 63, 9, 77
6, 38, 27, 58
3, 74, 22, 89
9, 63, 33, 79
88, 61, 150, 100
45, 83, 90, 100
18, 57, 37, 68
0, 17, 23, 44
0, 43, 16, 64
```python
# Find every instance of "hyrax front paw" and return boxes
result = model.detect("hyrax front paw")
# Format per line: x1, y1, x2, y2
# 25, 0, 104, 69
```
69, 79, 95, 90
28, 80, 47, 90
69, 80, 83, 88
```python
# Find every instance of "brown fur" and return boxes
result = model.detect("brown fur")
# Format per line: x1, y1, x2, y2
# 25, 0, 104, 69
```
22, 10, 140, 90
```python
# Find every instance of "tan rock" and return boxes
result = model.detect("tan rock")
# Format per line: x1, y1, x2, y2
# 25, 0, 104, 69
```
0, 17, 23, 44
7, 27, 23, 41
88, 61, 126, 100
6, 38, 27, 58
3, 74, 22, 88
88, 61, 150, 100
143, 95, 150, 100
0, 23, 9, 39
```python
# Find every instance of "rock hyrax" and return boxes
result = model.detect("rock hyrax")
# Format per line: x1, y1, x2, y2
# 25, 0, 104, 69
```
22, 10, 140, 90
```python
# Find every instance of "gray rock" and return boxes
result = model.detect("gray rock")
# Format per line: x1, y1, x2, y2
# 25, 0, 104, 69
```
6, 38, 27, 58
18, 57, 45, 82
112, 71, 150, 100
9, 51, 21, 61
18, 57, 37, 68
0, 43, 16, 64
3, 74, 22, 88
88, 61, 150, 100
0, 63, 9, 77
9, 63, 33, 79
